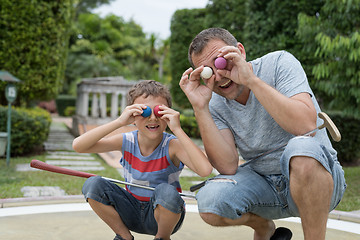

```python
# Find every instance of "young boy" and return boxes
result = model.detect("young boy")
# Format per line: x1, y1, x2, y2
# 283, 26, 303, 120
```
73, 80, 212, 240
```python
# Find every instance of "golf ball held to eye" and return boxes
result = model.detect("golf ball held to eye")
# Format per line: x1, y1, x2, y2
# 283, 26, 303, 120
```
201, 66, 213, 79
214, 57, 227, 69
141, 106, 152, 117
153, 105, 163, 117
141, 105, 163, 118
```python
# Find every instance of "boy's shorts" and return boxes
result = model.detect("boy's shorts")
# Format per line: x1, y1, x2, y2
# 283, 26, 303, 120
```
82, 176, 185, 235
196, 136, 347, 220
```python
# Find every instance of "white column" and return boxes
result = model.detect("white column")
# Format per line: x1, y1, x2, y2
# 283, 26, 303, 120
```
121, 94, 127, 114
80, 92, 89, 117
91, 93, 99, 117
100, 93, 107, 118
111, 93, 119, 118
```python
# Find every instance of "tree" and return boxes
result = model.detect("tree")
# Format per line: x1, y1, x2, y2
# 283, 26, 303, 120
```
75, 0, 114, 17
297, 0, 360, 118
64, 13, 156, 94
0, 0, 73, 106
204, 0, 247, 43
243, 0, 324, 60
170, 8, 207, 108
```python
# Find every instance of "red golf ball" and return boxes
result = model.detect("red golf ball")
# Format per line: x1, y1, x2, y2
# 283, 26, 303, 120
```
214, 57, 227, 69
153, 105, 163, 117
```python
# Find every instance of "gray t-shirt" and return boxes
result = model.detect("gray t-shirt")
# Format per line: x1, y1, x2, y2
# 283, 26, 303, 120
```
209, 50, 335, 175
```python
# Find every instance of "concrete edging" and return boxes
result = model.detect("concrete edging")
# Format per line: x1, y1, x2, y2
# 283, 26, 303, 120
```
1, 196, 359, 224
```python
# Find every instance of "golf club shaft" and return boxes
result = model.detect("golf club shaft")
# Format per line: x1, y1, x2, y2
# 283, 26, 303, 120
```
30, 160, 195, 199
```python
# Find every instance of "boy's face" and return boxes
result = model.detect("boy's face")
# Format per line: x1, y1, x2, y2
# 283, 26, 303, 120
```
133, 95, 168, 139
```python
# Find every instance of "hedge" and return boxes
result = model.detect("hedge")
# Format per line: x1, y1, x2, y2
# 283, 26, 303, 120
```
328, 112, 360, 165
178, 111, 360, 165
56, 95, 76, 116
0, 0, 73, 105
0, 106, 51, 156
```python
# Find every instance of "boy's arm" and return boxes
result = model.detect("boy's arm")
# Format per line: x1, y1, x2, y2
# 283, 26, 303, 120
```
72, 104, 144, 153
158, 105, 213, 177
170, 129, 213, 177
72, 120, 125, 153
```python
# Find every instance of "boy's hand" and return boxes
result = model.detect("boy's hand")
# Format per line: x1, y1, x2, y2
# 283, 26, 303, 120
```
156, 105, 181, 133
117, 104, 147, 126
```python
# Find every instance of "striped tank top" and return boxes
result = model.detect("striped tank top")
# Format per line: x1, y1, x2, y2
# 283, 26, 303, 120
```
120, 130, 184, 201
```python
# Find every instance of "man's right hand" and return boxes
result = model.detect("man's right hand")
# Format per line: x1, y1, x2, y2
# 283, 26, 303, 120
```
179, 66, 215, 110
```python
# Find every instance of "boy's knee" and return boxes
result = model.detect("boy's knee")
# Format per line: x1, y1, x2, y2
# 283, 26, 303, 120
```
154, 183, 183, 213
82, 176, 108, 196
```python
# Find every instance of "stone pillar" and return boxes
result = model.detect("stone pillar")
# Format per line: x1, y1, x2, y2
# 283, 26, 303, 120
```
79, 92, 89, 117
91, 93, 99, 117
121, 94, 127, 114
111, 93, 119, 118
99, 93, 107, 118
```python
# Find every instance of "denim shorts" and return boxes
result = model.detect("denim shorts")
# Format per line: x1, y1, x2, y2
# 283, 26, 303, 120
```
196, 136, 347, 220
82, 176, 185, 235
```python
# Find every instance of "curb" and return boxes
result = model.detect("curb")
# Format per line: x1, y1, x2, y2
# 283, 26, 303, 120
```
1, 196, 359, 224
0, 195, 84, 208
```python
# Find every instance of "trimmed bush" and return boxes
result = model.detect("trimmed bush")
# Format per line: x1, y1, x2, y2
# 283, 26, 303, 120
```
0, 0, 73, 105
180, 115, 200, 139
0, 106, 51, 155
56, 95, 76, 116
328, 112, 360, 165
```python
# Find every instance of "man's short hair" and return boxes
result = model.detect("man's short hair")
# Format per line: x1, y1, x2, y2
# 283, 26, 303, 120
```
188, 28, 238, 67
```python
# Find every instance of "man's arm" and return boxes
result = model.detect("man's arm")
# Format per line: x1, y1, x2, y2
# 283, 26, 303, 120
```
193, 107, 239, 175
249, 78, 317, 135
180, 67, 240, 174
218, 47, 317, 135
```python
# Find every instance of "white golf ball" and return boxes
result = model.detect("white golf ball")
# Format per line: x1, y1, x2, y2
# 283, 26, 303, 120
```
200, 67, 213, 79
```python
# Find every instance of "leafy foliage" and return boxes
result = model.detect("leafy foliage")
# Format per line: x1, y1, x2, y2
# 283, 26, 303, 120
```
0, 106, 51, 155
243, 0, 324, 60
64, 13, 170, 95
298, 0, 360, 118
170, 8, 207, 108
0, 0, 73, 106
329, 112, 360, 164
204, 0, 247, 43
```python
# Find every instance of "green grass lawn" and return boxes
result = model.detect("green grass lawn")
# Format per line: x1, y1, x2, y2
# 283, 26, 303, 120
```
335, 166, 360, 211
0, 155, 359, 212
0, 153, 211, 199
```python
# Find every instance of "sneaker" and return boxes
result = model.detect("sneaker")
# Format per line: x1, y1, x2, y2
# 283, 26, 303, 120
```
113, 234, 134, 240
270, 227, 292, 240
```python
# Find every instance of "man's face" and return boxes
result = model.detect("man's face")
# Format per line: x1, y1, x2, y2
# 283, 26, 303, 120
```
191, 39, 246, 101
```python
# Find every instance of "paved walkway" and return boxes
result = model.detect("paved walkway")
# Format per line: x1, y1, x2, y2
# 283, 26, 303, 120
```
1, 115, 360, 239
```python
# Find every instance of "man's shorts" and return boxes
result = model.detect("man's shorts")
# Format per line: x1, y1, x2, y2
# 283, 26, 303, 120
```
82, 176, 185, 235
196, 136, 347, 220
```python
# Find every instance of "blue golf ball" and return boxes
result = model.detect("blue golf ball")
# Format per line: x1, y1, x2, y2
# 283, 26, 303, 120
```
141, 106, 151, 117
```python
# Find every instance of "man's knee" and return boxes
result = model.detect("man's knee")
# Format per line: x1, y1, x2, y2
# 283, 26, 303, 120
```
290, 156, 331, 180
199, 212, 225, 226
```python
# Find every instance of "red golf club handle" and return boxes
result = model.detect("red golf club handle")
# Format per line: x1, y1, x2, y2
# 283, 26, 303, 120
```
30, 159, 97, 178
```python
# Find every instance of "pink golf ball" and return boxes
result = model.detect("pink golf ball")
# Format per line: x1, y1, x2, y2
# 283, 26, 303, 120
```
215, 57, 227, 69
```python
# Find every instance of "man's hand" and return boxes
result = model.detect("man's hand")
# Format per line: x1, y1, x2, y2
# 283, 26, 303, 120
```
216, 46, 255, 88
179, 67, 215, 110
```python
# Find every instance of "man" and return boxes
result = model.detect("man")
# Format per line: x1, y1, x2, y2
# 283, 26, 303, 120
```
179, 28, 346, 240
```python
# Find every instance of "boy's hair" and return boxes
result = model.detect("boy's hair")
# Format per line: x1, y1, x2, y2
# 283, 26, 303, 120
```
127, 80, 172, 107
188, 28, 238, 68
